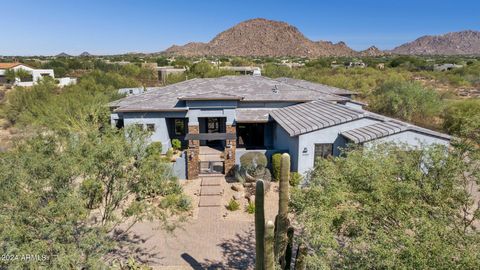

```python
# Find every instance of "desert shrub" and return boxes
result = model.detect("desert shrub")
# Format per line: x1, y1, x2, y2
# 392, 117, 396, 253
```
145, 142, 162, 157
443, 99, 480, 143
160, 194, 191, 212
371, 80, 442, 123
246, 201, 255, 214
289, 172, 303, 187
171, 139, 181, 151
240, 152, 268, 168
166, 148, 174, 159
272, 153, 282, 181
226, 198, 240, 211
80, 178, 104, 209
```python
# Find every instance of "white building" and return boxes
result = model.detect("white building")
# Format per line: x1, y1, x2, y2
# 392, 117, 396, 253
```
0, 63, 76, 87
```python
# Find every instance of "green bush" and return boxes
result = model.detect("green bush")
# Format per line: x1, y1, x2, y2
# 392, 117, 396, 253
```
443, 99, 480, 143
160, 194, 191, 212
166, 148, 174, 159
371, 80, 442, 123
80, 178, 104, 209
272, 153, 282, 181
246, 201, 255, 214
226, 198, 240, 211
289, 172, 303, 187
171, 139, 182, 151
146, 142, 162, 157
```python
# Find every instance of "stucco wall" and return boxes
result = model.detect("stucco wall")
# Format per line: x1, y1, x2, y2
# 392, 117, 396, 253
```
296, 118, 381, 174
273, 123, 299, 171
122, 111, 186, 153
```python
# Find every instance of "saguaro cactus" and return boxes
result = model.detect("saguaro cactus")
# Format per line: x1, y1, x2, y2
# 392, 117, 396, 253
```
264, 220, 275, 270
285, 227, 295, 270
294, 243, 307, 270
255, 180, 265, 270
275, 153, 291, 267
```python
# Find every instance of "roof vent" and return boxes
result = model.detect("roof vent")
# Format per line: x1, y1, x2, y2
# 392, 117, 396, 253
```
272, 85, 279, 93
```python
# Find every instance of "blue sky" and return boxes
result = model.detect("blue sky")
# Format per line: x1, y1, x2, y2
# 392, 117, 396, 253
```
2, 0, 479, 55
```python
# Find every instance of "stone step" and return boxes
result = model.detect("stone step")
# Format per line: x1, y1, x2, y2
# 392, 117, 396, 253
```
200, 185, 223, 196
201, 177, 223, 186
198, 195, 221, 207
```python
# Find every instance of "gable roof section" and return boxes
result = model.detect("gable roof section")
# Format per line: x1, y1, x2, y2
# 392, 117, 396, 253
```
270, 100, 365, 136
341, 121, 451, 143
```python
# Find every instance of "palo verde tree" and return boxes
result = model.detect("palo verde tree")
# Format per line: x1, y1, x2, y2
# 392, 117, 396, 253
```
291, 143, 480, 269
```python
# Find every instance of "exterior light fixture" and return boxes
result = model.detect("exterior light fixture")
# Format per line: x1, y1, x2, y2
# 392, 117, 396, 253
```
303, 147, 308, 154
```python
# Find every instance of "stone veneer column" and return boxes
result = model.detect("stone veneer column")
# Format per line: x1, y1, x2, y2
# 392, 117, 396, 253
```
187, 125, 200, 180
224, 124, 236, 176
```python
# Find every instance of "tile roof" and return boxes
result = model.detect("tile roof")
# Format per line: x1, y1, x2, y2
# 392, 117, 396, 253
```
270, 100, 365, 136
275, 77, 356, 96
235, 108, 272, 123
0, 63, 24, 69
111, 76, 349, 112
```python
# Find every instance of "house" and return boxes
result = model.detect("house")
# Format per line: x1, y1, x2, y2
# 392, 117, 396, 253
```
109, 76, 450, 179
219, 66, 261, 76
433, 63, 463, 72
0, 63, 54, 86
346, 61, 366, 68
157, 66, 187, 84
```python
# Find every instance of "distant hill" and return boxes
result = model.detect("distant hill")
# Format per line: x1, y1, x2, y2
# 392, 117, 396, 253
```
162, 18, 382, 57
79, 51, 92, 57
391, 30, 480, 55
56, 52, 71, 57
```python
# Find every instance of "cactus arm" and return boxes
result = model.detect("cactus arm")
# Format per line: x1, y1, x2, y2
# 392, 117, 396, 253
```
275, 153, 291, 264
255, 180, 265, 270
264, 220, 275, 270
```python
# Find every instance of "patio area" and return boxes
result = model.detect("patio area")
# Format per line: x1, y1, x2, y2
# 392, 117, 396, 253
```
113, 176, 279, 269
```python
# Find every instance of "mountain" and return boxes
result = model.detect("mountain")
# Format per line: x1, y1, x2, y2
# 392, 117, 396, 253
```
163, 18, 366, 57
56, 52, 71, 57
391, 30, 480, 55
359, 46, 385, 57
79, 51, 92, 57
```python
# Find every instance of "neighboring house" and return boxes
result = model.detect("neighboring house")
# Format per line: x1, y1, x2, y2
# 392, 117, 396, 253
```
433, 63, 463, 71
109, 75, 450, 179
0, 62, 77, 87
346, 61, 366, 68
219, 66, 261, 76
0, 63, 54, 86
118, 87, 147, 96
157, 66, 187, 84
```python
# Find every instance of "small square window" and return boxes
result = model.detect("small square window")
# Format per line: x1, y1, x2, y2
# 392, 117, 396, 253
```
146, 124, 155, 132
129, 89, 133, 94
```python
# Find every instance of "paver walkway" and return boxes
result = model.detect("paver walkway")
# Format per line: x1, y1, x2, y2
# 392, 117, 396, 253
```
198, 176, 224, 219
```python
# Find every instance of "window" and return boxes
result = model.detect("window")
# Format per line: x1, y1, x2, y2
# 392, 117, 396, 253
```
174, 119, 186, 135
129, 89, 133, 94
314, 144, 333, 164
146, 124, 155, 132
